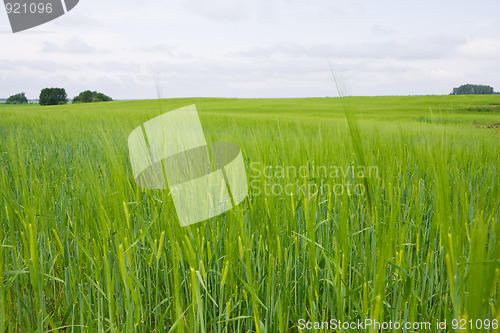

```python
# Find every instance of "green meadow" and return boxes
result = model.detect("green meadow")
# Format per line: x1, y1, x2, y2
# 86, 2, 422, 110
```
0, 95, 499, 332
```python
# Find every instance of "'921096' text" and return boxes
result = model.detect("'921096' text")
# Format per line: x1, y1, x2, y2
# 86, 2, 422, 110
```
5, 2, 53, 14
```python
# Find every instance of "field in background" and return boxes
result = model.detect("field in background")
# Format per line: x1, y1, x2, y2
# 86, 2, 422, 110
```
0, 95, 499, 332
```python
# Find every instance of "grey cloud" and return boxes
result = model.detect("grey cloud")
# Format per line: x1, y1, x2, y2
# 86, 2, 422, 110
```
0, 59, 75, 72
180, 0, 254, 22
40, 37, 95, 54
1, 71, 75, 99
233, 37, 466, 60
94, 61, 143, 73
40, 41, 58, 53
0, 60, 16, 71
371, 25, 396, 35
65, 37, 94, 53
144, 57, 331, 92
141, 44, 174, 55
131, 44, 193, 59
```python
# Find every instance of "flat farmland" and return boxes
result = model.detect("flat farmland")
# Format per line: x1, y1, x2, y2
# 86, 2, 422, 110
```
0, 95, 499, 332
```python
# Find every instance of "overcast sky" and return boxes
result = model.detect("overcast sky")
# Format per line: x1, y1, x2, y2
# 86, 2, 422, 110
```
1, 0, 499, 99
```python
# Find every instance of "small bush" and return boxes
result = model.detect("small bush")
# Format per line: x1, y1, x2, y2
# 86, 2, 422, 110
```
6, 92, 28, 104
73, 90, 112, 103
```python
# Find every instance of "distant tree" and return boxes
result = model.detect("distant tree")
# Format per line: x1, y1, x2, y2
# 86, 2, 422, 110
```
5, 92, 28, 104
72, 90, 112, 103
451, 84, 494, 95
39, 88, 68, 106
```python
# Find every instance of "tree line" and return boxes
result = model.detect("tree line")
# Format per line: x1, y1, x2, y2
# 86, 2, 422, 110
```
4, 88, 112, 105
4, 84, 498, 105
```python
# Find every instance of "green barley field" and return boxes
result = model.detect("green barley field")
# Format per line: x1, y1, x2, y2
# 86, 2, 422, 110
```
0, 95, 499, 332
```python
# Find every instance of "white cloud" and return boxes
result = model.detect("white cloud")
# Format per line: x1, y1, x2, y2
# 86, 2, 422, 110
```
0, 0, 499, 98
40, 37, 96, 54
456, 38, 500, 59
